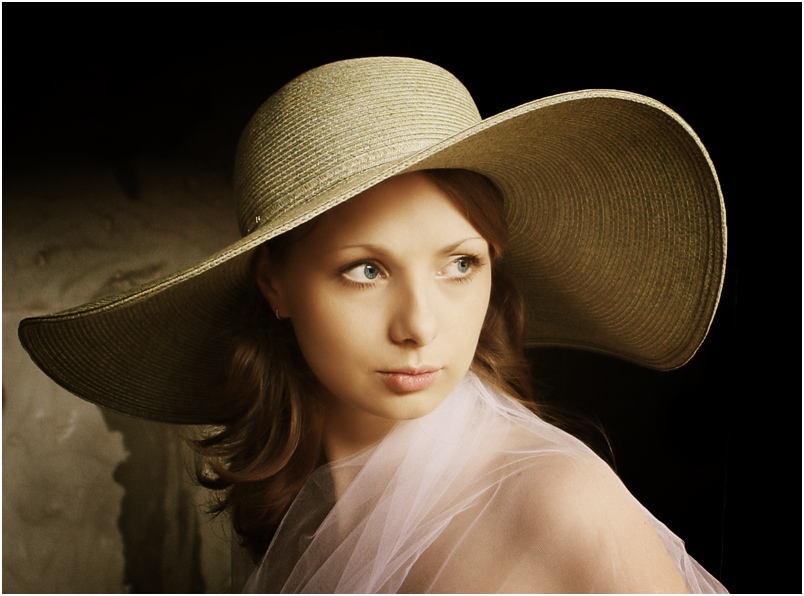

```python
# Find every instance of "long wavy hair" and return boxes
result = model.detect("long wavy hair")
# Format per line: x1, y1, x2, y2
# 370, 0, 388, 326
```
193, 169, 548, 559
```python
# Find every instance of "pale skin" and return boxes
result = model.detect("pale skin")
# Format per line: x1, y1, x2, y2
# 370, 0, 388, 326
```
255, 171, 690, 592
256, 172, 492, 463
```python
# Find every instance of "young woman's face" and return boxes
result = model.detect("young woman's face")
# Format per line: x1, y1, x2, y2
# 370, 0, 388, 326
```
259, 172, 492, 431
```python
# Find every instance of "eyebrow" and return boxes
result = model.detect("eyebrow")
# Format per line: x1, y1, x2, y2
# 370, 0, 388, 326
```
336, 237, 485, 256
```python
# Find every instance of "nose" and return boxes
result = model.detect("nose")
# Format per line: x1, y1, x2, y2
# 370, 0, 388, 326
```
388, 277, 438, 347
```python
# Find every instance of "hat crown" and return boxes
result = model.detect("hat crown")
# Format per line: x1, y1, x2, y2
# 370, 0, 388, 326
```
234, 57, 481, 236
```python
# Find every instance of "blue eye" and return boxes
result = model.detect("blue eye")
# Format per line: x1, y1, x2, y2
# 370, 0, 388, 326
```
342, 262, 384, 285
438, 255, 483, 281
363, 264, 380, 279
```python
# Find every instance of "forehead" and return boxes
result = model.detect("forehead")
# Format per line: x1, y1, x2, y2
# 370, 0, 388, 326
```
301, 173, 481, 249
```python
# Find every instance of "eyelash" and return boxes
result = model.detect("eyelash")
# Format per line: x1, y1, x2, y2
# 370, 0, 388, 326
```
341, 262, 385, 290
340, 254, 485, 290
440, 255, 485, 283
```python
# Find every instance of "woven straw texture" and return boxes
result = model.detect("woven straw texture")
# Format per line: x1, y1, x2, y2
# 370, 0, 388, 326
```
18, 57, 726, 424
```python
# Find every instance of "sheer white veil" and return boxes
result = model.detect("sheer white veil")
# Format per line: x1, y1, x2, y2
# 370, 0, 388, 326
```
244, 373, 727, 593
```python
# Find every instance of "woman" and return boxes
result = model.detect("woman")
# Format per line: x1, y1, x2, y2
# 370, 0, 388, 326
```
19, 56, 727, 592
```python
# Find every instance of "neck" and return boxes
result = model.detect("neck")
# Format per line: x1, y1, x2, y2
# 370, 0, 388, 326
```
320, 399, 397, 464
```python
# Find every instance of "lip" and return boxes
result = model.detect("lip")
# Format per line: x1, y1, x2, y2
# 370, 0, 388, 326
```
379, 366, 441, 393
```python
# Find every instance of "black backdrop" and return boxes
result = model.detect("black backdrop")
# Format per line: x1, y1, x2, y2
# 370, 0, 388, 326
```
4, 6, 801, 593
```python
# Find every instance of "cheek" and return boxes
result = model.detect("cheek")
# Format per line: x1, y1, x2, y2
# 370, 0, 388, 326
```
454, 278, 492, 354
283, 269, 492, 391
285, 282, 375, 380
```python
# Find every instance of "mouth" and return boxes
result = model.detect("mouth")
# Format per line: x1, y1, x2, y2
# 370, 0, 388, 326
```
379, 366, 441, 393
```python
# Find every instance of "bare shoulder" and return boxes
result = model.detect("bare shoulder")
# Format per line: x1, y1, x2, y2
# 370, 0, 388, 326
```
499, 448, 690, 593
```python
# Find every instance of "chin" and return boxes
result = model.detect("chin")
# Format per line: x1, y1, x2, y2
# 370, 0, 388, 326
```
385, 388, 451, 421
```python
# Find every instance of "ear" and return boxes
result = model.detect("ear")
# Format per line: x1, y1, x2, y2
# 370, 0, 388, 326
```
254, 245, 288, 318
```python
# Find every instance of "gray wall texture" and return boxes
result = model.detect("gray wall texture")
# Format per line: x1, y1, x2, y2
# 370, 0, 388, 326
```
3, 160, 248, 592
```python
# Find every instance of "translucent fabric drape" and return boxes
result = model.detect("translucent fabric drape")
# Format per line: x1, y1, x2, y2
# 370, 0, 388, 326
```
244, 373, 727, 593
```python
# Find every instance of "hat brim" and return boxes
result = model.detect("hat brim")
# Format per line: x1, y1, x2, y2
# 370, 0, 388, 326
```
18, 89, 726, 424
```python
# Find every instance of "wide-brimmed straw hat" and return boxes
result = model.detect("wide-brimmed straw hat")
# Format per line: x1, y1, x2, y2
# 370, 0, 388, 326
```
18, 56, 726, 425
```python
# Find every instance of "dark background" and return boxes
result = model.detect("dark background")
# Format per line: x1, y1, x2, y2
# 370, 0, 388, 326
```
4, 6, 801, 593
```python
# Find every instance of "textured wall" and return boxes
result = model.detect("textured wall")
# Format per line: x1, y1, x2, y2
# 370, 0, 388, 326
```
3, 160, 244, 593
